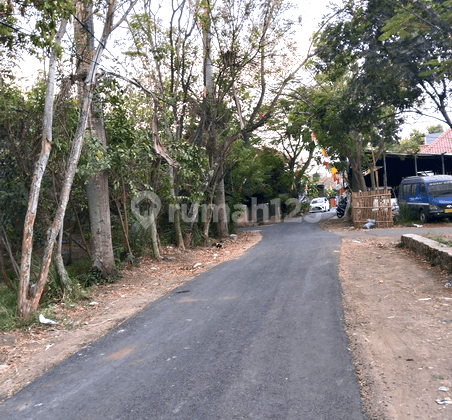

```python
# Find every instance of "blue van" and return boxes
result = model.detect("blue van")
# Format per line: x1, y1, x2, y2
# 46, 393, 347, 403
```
398, 175, 452, 222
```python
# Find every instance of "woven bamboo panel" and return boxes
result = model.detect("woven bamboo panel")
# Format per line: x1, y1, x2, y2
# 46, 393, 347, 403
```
352, 190, 394, 228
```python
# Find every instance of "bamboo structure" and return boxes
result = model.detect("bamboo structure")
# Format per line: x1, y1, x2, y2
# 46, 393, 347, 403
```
352, 190, 394, 228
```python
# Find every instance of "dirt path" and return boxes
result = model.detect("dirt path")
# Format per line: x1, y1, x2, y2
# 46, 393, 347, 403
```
324, 219, 452, 419
0, 231, 261, 403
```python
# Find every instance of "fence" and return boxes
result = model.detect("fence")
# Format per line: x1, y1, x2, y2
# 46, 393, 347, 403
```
351, 190, 394, 228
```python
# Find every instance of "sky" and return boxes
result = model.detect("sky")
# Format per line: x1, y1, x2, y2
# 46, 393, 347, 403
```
15, 0, 449, 140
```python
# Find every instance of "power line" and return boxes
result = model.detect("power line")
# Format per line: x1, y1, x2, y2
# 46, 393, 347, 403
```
71, 12, 133, 80
1, 13, 141, 92
0, 18, 34, 37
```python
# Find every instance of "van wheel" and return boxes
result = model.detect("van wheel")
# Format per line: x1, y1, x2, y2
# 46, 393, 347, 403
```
419, 210, 427, 223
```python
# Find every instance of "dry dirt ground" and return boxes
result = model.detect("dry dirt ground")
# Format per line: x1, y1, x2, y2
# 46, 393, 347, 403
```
0, 231, 261, 403
322, 217, 452, 420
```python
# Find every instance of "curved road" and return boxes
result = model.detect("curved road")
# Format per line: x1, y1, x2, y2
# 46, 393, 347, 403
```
0, 210, 365, 419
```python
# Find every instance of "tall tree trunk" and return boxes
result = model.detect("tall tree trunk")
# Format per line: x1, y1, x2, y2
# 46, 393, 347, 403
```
114, 196, 133, 257
17, 0, 135, 318
200, 1, 216, 242
70, 195, 92, 260
75, 0, 116, 277
169, 166, 185, 251
54, 226, 72, 291
0, 244, 14, 291
350, 161, 367, 192
18, 20, 68, 318
203, 197, 214, 240
149, 205, 160, 259
338, 132, 367, 193
2, 228, 19, 278
215, 177, 228, 237
87, 103, 117, 277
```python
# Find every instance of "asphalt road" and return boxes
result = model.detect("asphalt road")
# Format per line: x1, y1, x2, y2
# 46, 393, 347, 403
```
0, 210, 365, 419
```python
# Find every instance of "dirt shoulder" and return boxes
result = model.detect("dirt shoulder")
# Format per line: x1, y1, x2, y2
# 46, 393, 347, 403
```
0, 230, 261, 403
323, 218, 452, 419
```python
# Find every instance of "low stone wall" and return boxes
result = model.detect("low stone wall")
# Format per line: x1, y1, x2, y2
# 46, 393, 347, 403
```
401, 234, 452, 272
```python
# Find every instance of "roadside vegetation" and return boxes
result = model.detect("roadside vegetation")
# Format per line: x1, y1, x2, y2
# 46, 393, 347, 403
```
394, 203, 452, 227
1, 0, 452, 326
429, 235, 452, 247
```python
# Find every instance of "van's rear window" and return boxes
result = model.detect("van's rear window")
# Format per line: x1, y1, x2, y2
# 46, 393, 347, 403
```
428, 181, 452, 197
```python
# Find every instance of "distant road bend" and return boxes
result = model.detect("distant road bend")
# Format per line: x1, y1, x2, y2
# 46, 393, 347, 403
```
0, 210, 365, 419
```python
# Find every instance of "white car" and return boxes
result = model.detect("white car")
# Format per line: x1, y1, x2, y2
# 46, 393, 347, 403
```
309, 197, 330, 212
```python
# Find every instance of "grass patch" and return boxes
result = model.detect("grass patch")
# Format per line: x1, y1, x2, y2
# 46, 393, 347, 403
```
428, 235, 452, 247
393, 203, 419, 226
0, 253, 127, 331
0, 285, 20, 330
0, 257, 93, 331
0, 285, 40, 330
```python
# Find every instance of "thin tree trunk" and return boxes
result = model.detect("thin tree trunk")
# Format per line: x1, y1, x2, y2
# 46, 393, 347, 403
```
114, 197, 133, 257
121, 174, 129, 240
2, 228, 19, 278
18, 20, 68, 318
149, 206, 160, 259
17, 0, 135, 318
169, 166, 185, 251
51, 171, 72, 290
69, 196, 92, 260
19, 78, 95, 318
54, 225, 72, 291
0, 244, 15, 291
203, 197, 214, 240
215, 177, 228, 237
71, 237, 91, 255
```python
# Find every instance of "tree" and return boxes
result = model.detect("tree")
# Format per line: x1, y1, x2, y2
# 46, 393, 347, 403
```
427, 124, 443, 134
126, 0, 204, 248
17, 0, 138, 319
124, 0, 311, 242
18, 18, 69, 318
190, 0, 310, 237
74, 0, 116, 276
284, 74, 400, 192
267, 93, 322, 197
380, 0, 452, 77
228, 143, 292, 208
316, 0, 452, 131
395, 128, 424, 153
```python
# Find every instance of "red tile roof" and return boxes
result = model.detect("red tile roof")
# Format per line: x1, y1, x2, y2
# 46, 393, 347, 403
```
420, 128, 452, 154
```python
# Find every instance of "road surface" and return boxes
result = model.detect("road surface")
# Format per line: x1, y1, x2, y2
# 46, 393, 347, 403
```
0, 210, 365, 419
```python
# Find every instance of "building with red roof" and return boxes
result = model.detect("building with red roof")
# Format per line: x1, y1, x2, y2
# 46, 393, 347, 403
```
419, 128, 452, 154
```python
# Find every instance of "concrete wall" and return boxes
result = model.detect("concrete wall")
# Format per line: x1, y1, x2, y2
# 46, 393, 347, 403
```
401, 234, 452, 272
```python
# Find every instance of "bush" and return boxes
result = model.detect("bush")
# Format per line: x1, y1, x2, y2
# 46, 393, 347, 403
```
394, 203, 417, 225
0, 285, 20, 330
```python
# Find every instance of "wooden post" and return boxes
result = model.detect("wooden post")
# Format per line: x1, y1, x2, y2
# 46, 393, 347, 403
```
372, 149, 379, 191
442, 154, 445, 175
414, 154, 418, 175
383, 152, 388, 189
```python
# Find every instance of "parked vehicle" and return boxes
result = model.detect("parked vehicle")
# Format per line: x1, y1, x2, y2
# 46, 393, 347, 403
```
375, 186, 399, 214
336, 196, 347, 218
309, 197, 330, 212
398, 175, 452, 222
